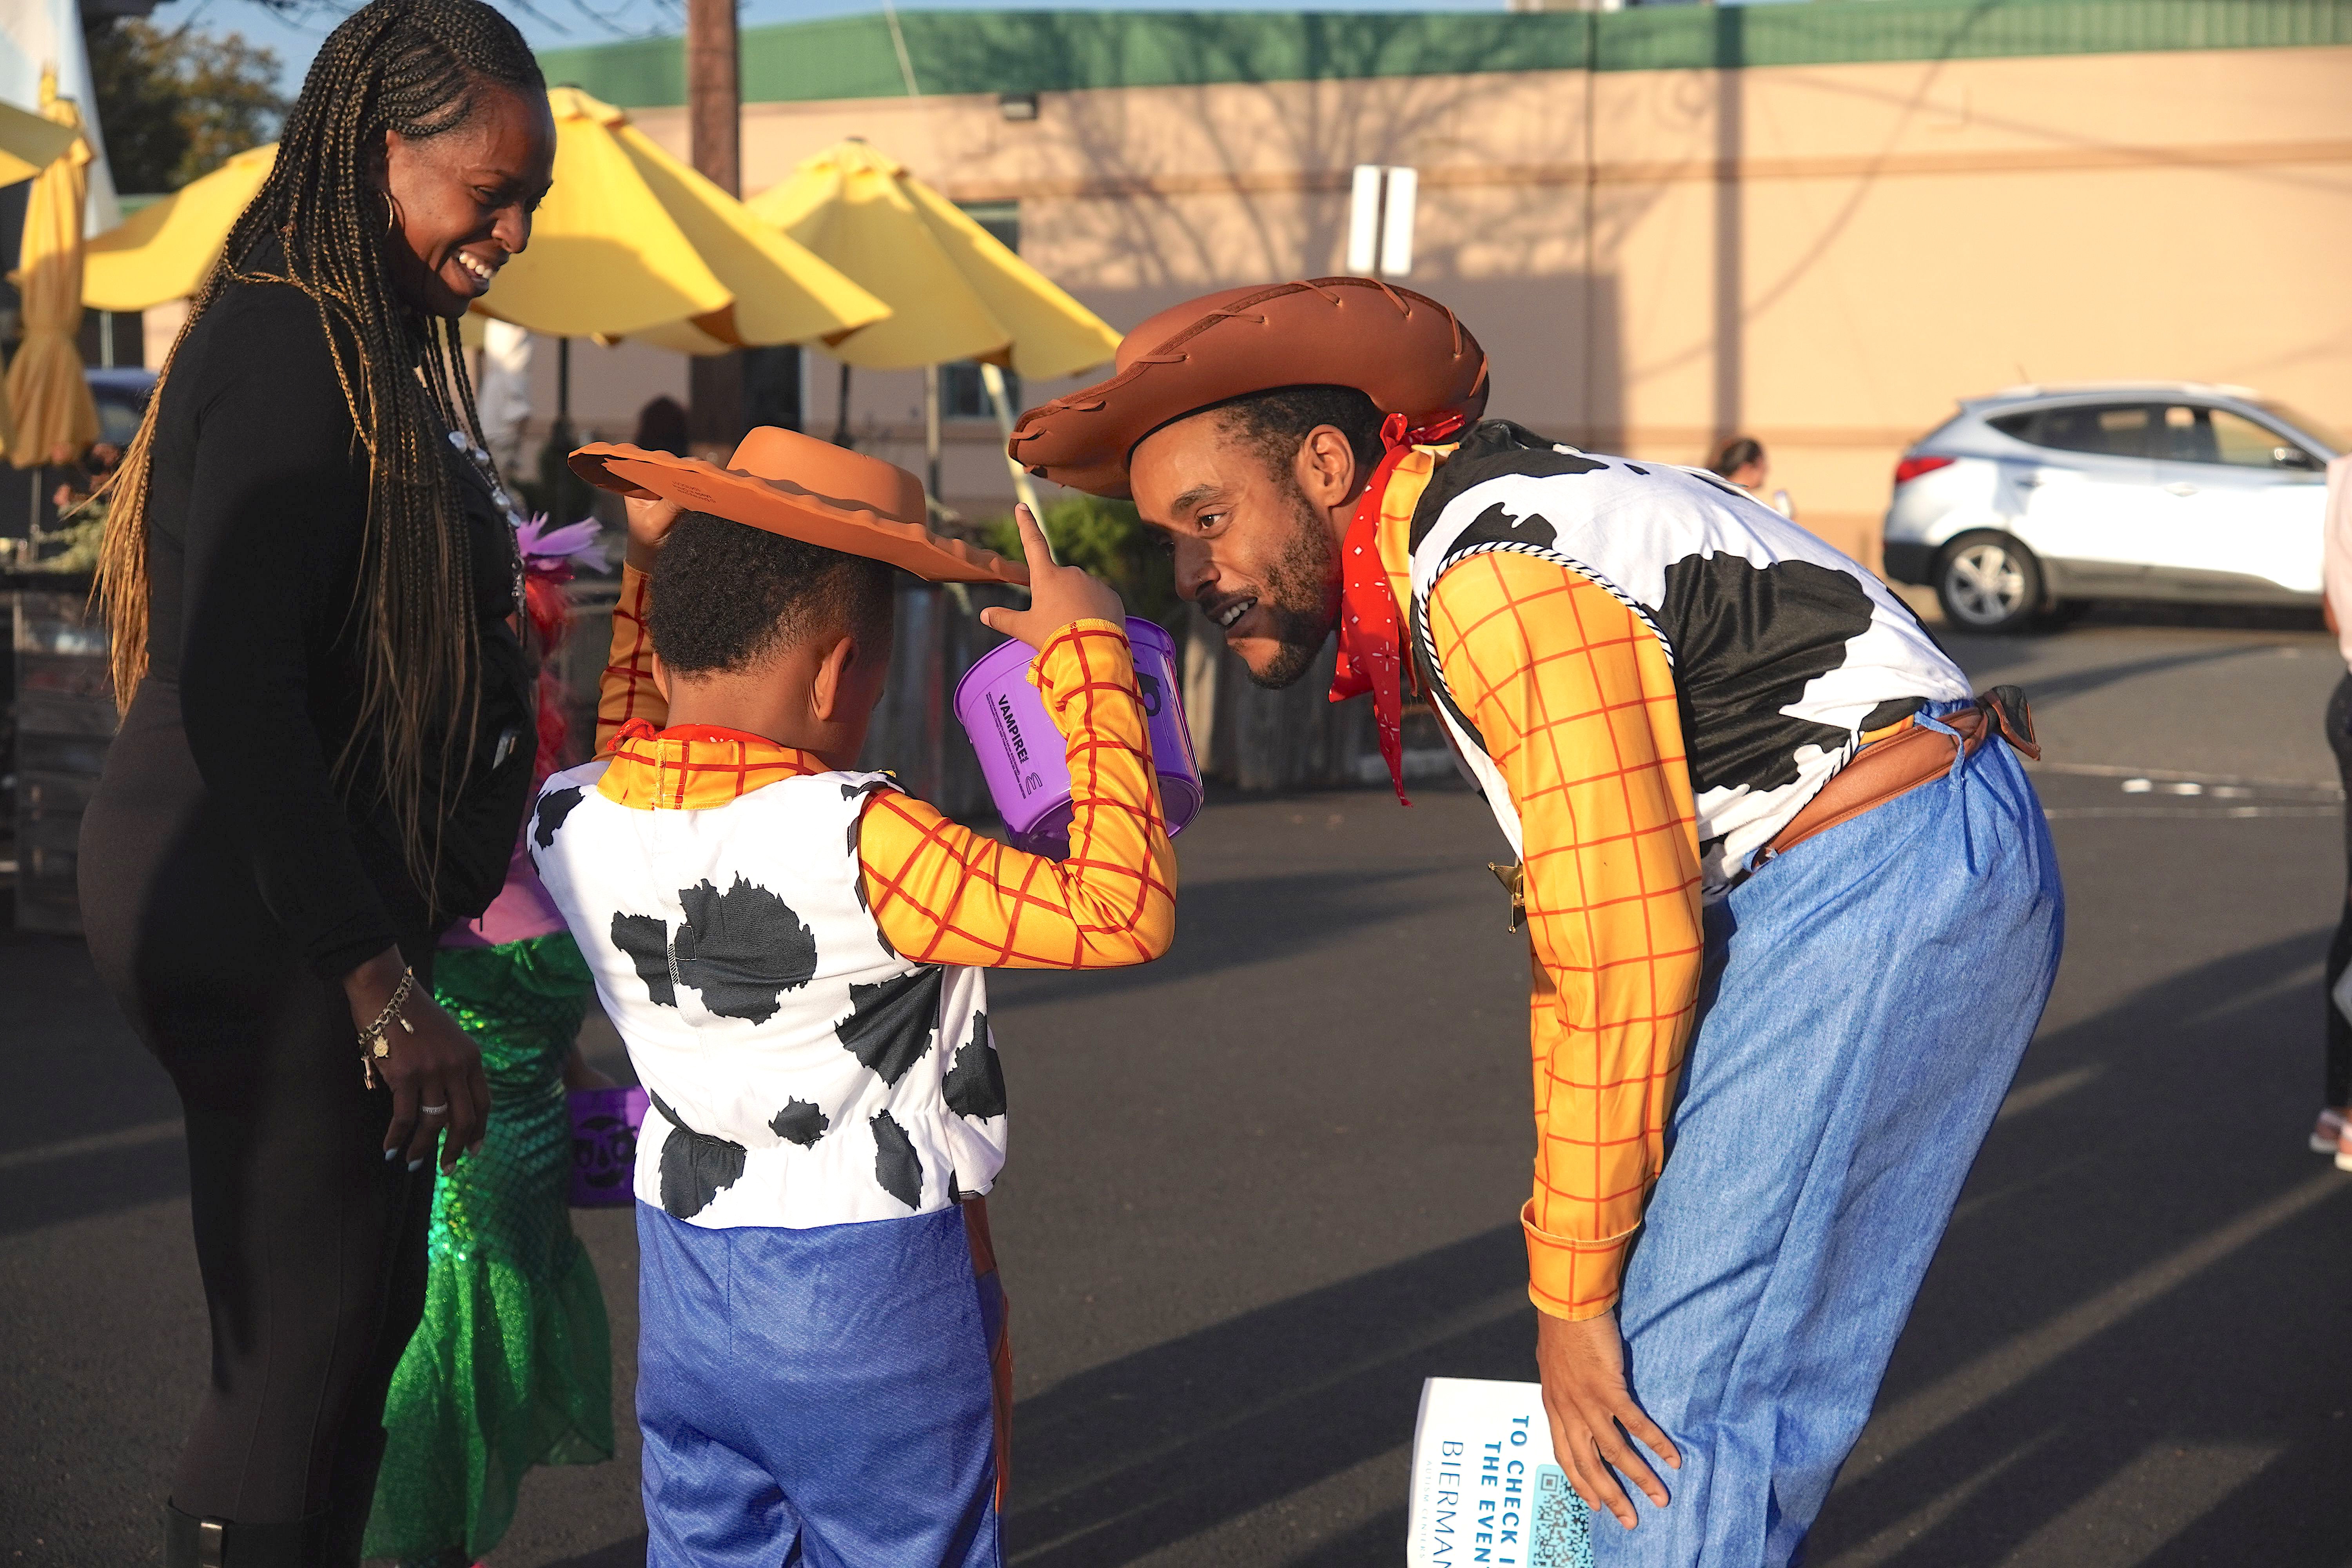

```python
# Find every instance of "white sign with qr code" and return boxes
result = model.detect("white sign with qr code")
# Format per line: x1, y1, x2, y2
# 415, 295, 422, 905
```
1406, 1378, 1591, 1568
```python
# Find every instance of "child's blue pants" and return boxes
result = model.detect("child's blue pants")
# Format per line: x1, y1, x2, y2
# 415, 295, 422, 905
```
1597, 710, 2064, 1566
636, 1201, 1005, 1568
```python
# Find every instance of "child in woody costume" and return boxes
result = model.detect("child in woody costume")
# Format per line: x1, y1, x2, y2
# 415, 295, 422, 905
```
529, 427, 1176, 1567
1007, 279, 2062, 1567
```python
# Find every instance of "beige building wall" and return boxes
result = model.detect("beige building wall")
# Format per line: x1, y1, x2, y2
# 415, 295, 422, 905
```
602, 42, 2352, 565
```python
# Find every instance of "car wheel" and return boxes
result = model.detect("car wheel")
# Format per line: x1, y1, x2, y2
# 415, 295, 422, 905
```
1935, 534, 2043, 633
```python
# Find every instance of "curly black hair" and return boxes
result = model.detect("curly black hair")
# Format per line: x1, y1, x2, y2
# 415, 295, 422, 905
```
1209, 385, 1386, 491
650, 512, 898, 676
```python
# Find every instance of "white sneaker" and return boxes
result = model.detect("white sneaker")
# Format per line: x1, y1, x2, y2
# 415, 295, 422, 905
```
2312, 1107, 2349, 1155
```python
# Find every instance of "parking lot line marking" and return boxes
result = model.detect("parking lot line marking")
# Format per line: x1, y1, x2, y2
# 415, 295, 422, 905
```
0, 1118, 183, 1173
1996, 1064, 2103, 1122
2043, 806, 2340, 820
2032, 760, 2342, 797
1838, 1171, 2347, 1489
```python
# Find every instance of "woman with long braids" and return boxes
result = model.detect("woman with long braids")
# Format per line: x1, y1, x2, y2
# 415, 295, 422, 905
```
80, 1, 555, 1561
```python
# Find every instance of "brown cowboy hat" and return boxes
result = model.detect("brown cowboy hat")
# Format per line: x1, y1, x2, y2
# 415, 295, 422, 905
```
1007, 278, 1489, 498
570, 426, 1029, 586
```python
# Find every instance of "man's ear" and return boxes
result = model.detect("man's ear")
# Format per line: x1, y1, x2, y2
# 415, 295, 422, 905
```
809, 633, 858, 723
1294, 425, 1365, 514
650, 650, 670, 702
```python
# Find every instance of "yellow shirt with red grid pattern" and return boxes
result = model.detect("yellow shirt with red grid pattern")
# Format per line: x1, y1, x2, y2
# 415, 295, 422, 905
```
1376, 449, 1707, 1322
596, 565, 1175, 970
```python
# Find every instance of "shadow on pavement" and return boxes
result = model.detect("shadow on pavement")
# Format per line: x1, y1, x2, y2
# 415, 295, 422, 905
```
2072, 602, 2325, 635
1811, 925, 2352, 1567
1998, 644, 2284, 708
0, 929, 191, 1236
1004, 1224, 1531, 1566
543, 1537, 650, 1568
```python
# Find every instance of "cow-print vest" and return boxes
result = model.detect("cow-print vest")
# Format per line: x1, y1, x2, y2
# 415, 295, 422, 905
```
529, 763, 1006, 1229
1406, 422, 1971, 897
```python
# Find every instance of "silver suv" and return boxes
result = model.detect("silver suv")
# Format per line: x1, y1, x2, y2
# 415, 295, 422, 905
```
1881, 382, 2343, 632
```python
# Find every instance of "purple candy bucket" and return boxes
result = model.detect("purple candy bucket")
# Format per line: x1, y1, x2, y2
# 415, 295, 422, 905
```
954, 617, 1201, 859
568, 1084, 648, 1208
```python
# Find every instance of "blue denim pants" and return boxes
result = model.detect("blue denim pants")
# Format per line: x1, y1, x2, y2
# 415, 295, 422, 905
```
636, 1203, 1005, 1568
1596, 713, 2063, 1567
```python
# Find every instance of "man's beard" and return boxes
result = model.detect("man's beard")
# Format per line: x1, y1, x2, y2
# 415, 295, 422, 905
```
1237, 481, 1341, 691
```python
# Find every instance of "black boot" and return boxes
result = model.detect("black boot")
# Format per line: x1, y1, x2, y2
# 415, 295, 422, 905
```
163, 1502, 322, 1568
314, 1425, 390, 1568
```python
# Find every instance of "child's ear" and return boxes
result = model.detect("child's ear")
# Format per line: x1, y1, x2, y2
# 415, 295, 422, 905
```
809, 634, 858, 723
650, 650, 670, 702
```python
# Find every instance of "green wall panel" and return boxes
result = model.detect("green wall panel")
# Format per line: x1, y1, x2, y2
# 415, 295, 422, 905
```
534, 1, 2352, 111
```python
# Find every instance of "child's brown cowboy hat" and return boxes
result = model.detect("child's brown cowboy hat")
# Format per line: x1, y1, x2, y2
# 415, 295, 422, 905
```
1007, 278, 1489, 499
570, 425, 1029, 585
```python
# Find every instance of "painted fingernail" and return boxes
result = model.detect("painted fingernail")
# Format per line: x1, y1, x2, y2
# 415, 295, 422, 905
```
407, 1159, 425, 1172
385, 1148, 399, 1162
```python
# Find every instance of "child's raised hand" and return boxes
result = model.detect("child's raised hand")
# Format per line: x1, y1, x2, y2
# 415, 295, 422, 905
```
623, 495, 684, 574
980, 503, 1125, 651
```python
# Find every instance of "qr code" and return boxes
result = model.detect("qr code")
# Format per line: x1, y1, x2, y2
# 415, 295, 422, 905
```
1529, 1465, 1593, 1568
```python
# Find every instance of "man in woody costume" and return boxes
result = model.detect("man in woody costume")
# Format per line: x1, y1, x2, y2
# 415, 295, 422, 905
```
1009, 279, 2064, 1565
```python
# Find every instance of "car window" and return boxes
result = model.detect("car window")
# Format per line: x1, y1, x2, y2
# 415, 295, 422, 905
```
94, 394, 144, 447
2207, 408, 2292, 468
2154, 403, 2316, 470
2152, 405, 2220, 464
2254, 401, 2345, 456
1988, 403, 2157, 459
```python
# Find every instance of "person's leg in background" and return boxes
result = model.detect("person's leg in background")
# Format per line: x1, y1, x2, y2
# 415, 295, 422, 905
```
2315, 674, 2352, 1166
155, 955, 436, 1566
80, 746, 438, 1566
1597, 734, 2062, 1568
960, 1195, 1013, 1510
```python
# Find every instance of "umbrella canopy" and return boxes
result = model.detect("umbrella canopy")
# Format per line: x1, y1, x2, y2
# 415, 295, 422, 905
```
484, 88, 885, 344
81, 91, 887, 349
746, 139, 1120, 378
6, 73, 95, 468
81, 142, 275, 312
0, 96, 78, 188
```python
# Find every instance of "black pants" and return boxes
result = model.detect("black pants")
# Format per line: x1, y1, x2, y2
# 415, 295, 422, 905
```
82, 705, 436, 1551
2328, 673, 2352, 1108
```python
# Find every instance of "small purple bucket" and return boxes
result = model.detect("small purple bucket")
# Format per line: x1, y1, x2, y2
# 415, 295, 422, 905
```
568, 1084, 648, 1208
954, 617, 1202, 859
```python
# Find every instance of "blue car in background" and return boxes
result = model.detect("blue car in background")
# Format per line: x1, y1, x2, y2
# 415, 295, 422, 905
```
85, 365, 158, 450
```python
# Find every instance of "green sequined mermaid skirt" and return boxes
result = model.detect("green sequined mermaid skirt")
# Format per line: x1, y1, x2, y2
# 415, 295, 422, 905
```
363, 934, 615, 1564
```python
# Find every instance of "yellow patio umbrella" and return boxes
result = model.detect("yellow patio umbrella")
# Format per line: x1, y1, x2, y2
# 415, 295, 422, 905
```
7, 73, 97, 470
482, 89, 886, 346
0, 98, 80, 189
747, 138, 1118, 378
744, 138, 1120, 507
82, 143, 276, 312
83, 91, 888, 347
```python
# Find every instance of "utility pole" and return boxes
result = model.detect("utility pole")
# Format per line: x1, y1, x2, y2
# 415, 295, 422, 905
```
686, 0, 743, 449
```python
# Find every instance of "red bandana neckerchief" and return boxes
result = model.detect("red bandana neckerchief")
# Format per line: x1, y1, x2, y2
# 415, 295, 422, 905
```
1327, 410, 1466, 805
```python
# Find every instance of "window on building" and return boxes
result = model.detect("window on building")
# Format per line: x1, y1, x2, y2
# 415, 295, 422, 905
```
942, 202, 1020, 420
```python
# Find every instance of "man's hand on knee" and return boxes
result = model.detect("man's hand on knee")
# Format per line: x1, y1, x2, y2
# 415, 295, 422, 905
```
1536, 1309, 1681, 1530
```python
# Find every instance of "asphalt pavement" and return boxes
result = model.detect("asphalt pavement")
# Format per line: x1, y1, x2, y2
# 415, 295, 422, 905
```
4, 597, 2350, 1568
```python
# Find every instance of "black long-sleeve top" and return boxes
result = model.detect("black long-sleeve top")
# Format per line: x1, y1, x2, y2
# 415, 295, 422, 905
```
131, 273, 532, 977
